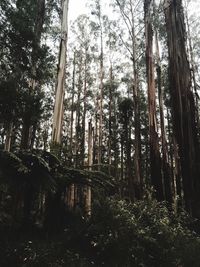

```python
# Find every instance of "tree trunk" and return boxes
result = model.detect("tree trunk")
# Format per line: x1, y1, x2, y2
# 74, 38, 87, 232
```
185, 6, 200, 129
164, 0, 200, 215
130, 1, 142, 199
75, 59, 82, 168
120, 137, 124, 196
126, 120, 134, 200
144, 0, 164, 201
52, 0, 69, 144
113, 94, 119, 180
4, 122, 13, 151
108, 65, 113, 175
97, 8, 104, 171
69, 52, 76, 164
155, 31, 172, 204
85, 120, 93, 216
93, 95, 99, 167
80, 53, 87, 167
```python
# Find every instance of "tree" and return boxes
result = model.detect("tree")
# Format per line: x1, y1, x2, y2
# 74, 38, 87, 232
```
20, 0, 46, 150
155, 29, 172, 204
90, 0, 105, 169
0, 0, 54, 152
119, 98, 134, 199
114, 0, 143, 199
144, 0, 164, 201
52, 0, 69, 145
164, 0, 200, 215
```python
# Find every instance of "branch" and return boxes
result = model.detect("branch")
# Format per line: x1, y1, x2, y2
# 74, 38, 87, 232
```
115, 0, 133, 39
119, 33, 133, 57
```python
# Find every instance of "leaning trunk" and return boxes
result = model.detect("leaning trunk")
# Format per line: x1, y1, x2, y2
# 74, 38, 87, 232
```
52, 0, 69, 144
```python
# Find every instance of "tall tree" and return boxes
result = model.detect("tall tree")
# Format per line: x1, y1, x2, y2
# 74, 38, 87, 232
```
91, 0, 104, 169
155, 30, 172, 204
144, 0, 164, 201
0, 0, 53, 151
85, 120, 93, 216
164, 0, 200, 215
20, 0, 46, 149
119, 98, 134, 199
114, 0, 143, 199
52, 0, 69, 144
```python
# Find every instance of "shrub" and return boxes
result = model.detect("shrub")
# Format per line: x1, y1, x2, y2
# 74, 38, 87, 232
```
84, 197, 200, 266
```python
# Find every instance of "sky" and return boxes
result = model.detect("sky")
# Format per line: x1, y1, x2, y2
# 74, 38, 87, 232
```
69, 0, 87, 22
68, 0, 200, 22
68, 0, 111, 22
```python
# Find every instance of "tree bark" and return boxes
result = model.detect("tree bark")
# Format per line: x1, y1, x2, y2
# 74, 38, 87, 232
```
75, 58, 82, 168
164, 0, 200, 215
97, 12, 104, 170
52, 0, 69, 144
185, 6, 200, 128
129, 0, 142, 200
4, 122, 13, 151
85, 120, 93, 216
80, 52, 87, 167
155, 31, 172, 204
108, 65, 113, 175
144, 0, 164, 201
69, 52, 76, 164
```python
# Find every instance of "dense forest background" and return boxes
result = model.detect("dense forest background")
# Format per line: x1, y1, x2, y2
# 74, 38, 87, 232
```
1, 0, 200, 266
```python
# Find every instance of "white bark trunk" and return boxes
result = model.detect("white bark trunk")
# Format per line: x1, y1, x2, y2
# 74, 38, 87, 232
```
52, 0, 69, 144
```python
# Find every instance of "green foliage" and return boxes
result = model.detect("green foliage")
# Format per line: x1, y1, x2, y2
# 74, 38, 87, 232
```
1, 195, 200, 266
0, 150, 116, 191
0, 149, 117, 230
0, 236, 93, 267
118, 97, 134, 124
84, 197, 200, 266
0, 0, 55, 146
0, 148, 200, 266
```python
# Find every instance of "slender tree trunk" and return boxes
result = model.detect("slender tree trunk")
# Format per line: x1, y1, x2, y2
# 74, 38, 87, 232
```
155, 31, 172, 204
130, 1, 142, 199
113, 95, 118, 180
75, 60, 82, 168
52, 0, 69, 144
4, 122, 13, 151
68, 62, 75, 207
80, 54, 87, 167
30, 123, 37, 149
108, 65, 113, 175
21, 116, 31, 149
69, 52, 76, 164
144, 0, 164, 201
97, 10, 104, 170
93, 95, 99, 167
85, 120, 93, 216
126, 120, 134, 200
120, 137, 124, 196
